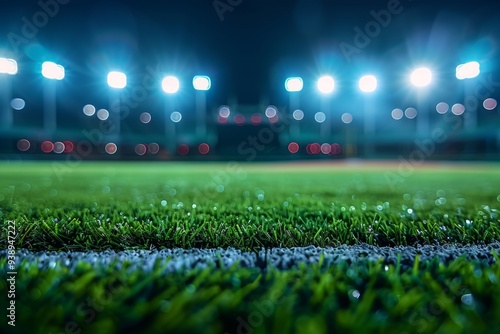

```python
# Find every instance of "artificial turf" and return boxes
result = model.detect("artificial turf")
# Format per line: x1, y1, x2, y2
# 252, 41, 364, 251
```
1, 161, 500, 333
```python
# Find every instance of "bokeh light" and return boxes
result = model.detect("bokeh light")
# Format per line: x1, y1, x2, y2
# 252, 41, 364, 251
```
321, 143, 332, 154
314, 112, 326, 123
10, 98, 25, 110
452, 103, 465, 115
135, 144, 147, 156
83, 104, 96, 116
105, 143, 117, 154
219, 106, 231, 118
42, 61, 65, 80
436, 102, 449, 114
17, 139, 30, 152
251, 113, 262, 125
293, 109, 304, 121
341, 113, 353, 124
483, 98, 497, 110
97, 109, 109, 121
170, 111, 182, 123
265, 106, 277, 118
41, 141, 54, 153
178, 144, 190, 155
140, 112, 152, 124
53, 141, 65, 154
405, 107, 417, 119
391, 108, 404, 120
288, 142, 299, 153
148, 143, 160, 154
198, 143, 210, 155
193, 76, 211, 91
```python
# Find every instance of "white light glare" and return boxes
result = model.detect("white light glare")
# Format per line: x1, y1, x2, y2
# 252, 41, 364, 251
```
107, 71, 127, 89
410, 67, 432, 87
193, 76, 211, 91
285, 77, 303, 92
42, 61, 65, 80
317, 76, 335, 94
359, 75, 378, 93
162, 76, 180, 94
0, 58, 18, 75
456, 61, 480, 80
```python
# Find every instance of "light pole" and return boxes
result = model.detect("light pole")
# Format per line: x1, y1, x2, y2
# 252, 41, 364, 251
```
317, 75, 335, 141
359, 74, 378, 157
285, 77, 303, 137
41, 61, 65, 133
0, 58, 17, 130
107, 71, 127, 140
162, 75, 180, 152
193, 75, 211, 138
410, 67, 433, 137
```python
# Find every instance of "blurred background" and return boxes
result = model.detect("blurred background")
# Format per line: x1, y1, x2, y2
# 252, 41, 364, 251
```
0, 0, 499, 161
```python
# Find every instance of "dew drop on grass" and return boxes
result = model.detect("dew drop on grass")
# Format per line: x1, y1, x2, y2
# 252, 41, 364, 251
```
283, 201, 289, 207
461, 294, 474, 306
192, 204, 197, 209
407, 208, 413, 214
169, 188, 177, 196
352, 290, 360, 299
161, 200, 167, 206
257, 194, 264, 201
376, 205, 383, 211
216, 185, 224, 192
403, 194, 411, 201
102, 186, 111, 194
384, 265, 389, 271
349, 206, 356, 212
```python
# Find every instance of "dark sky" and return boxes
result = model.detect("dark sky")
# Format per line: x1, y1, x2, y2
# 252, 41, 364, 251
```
1, 0, 500, 103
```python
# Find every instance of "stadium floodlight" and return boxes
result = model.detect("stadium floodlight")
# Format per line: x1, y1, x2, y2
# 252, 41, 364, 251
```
359, 75, 378, 93
285, 77, 303, 92
0, 58, 18, 75
162, 76, 180, 94
317, 75, 335, 94
42, 61, 65, 80
456, 61, 480, 80
107, 71, 127, 89
410, 67, 432, 87
193, 75, 211, 91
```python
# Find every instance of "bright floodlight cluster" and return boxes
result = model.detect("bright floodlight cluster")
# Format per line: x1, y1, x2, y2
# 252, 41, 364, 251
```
193, 76, 211, 91
285, 77, 304, 92
456, 61, 480, 80
410, 67, 433, 87
317, 76, 335, 94
358, 75, 378, 93
162, 76, 180, 94
107, 71, 127, 89
42, 61, 65, 80
0, 58, 18, 75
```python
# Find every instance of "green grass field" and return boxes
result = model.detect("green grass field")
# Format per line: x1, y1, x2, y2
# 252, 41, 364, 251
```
1, 161, 500, 333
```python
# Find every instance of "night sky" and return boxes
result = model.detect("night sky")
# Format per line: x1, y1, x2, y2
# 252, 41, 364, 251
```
1, 0, 499, 103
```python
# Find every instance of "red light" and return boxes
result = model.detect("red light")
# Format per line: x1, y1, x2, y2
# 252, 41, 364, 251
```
218, 115, 228, 124
331, 143, 342, 155
288, 142, 299, 154
105, 143, 118, 155
198, 143, 210, 155
17, 139, 31, 152
41, 141, 54, 153
310, 143, 321, 155
178, 144, 190, 156
269, 115, 279, 124
251, 113, 262, 126
234, 114, 246, 126
63, 141, 74, 153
